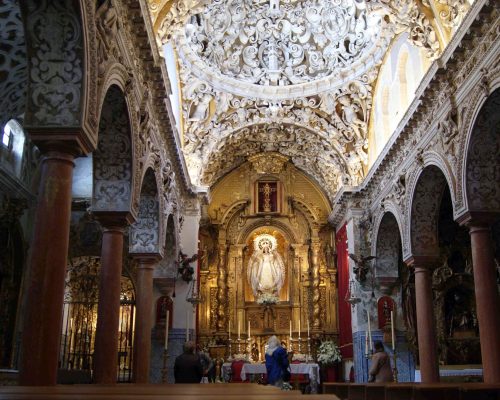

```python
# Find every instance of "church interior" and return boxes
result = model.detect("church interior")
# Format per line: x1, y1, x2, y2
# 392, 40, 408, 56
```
0, 0, 499, 398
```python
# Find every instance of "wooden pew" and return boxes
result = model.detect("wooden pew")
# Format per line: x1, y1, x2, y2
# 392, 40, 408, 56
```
459, 383, 500, 400
347, 384, 366, 400
323, 382, 349, 399
0, 383, 283, 395
412, 384, 460, 400
384, 383, 414, 400
0, 384, 340, 400
364, 383, 385, 400
0, 395, 337, 400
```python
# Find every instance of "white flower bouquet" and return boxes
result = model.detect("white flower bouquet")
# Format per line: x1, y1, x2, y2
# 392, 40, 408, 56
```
317, 340, 342, 366
256, 293, 279, 305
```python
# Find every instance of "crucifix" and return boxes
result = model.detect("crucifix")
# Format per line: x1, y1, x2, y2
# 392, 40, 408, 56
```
258, 182, 277, 212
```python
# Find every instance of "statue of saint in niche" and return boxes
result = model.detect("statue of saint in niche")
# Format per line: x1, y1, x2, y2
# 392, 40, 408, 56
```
247, 234, 285, 300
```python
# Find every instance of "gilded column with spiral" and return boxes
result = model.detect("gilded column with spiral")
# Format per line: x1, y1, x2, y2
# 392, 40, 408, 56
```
216, 244, 228, 331
311, 241, 321, 329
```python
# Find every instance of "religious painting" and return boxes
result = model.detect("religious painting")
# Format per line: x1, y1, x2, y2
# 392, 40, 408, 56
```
255, 180, 280, 213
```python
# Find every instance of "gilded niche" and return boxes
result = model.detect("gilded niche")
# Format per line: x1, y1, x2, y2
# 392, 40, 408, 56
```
247, 234, 286, 302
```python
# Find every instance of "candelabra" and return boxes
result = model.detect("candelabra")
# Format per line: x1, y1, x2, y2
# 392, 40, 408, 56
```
161, 348, 169, 383
392, 348, 399, 383
227, 337, 233, 361
237, 337, 242, 354
307, 336, 312, 362
246, 337, 251, 361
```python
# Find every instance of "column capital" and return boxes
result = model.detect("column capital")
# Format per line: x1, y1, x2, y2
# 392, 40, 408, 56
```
94, 211, 135, 231
404, 255, 439, 270
456, 211, 500, 228
27, 127, 96, 156
130, 253, 162, 267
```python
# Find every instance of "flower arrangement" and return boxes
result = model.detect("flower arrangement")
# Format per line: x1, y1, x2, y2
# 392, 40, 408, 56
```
256, 293, 279, 305
317, 340, 342, 366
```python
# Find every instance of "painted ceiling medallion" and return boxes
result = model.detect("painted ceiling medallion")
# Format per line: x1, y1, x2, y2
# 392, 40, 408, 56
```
176, 0, 388, 99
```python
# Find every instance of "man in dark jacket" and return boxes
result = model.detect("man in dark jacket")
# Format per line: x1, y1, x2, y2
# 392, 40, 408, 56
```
174, 341, 203, 383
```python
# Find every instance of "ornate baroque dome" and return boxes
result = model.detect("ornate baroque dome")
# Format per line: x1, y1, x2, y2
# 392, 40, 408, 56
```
176, 0, 389, 99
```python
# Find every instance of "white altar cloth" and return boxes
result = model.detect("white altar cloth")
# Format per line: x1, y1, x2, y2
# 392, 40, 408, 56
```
240, 362, 320, 384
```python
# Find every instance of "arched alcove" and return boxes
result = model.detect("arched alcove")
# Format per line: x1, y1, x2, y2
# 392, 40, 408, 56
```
93, 85, 133, 213
130, 169, 160, 254
465, 88, 500, 214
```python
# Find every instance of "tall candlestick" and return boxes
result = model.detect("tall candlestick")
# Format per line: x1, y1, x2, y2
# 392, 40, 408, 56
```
238, 318, 241, 339
298, 318, 301, 338
365, 332, 369, 356
289, 320, 292, 339
186, 309, 189, 342
391, 310, 395, 350
248, 320, 250, 339
165, 310, 170, 350
307, 319, 310, 338
367, 310, 373, 352
229, 320, 231, 337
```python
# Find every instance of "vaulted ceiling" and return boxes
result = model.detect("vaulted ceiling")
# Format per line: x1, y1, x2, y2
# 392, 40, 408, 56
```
147, 0, 470, 201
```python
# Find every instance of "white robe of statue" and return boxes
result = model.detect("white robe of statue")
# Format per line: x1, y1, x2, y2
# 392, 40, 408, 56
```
247, 235, 285, 299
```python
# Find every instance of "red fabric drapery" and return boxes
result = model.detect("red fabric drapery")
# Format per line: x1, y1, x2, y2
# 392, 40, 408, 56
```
336, 224, 353, 358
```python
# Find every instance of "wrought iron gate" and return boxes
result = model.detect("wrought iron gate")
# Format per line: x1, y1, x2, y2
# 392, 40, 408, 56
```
59, 256, 136, 382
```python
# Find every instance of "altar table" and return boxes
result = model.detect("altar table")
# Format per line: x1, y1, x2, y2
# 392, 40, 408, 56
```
240, 363, 320, 385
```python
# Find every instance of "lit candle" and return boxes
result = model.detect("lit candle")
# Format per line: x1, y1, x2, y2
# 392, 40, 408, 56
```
165, 310, 169, 350
391, 310, 395, 350
186, 309, 189, 342
367, 310, 372, 352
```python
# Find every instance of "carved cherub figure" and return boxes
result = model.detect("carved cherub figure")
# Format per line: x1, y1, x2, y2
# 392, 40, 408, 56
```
348, 253, 376, 282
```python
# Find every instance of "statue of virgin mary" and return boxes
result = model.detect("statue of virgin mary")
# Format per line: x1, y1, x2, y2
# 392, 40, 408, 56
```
247, 234, 286, 300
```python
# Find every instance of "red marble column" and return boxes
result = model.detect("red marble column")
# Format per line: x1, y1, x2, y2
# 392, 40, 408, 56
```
468, 223, 500, 383
19, 151, 75, 385
92, 214, 132, 384
409, 257, 440, 383
132, 256, 160, 383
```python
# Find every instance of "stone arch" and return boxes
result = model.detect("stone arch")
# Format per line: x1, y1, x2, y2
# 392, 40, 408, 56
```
92, 85, 134, 214
96, 63, 132, 120
237, 219, 299, 245
165, 213, 178, 259
463, 88, 500, 216
374, 212, 402, 279
130, 168, 160, 254
407, 165, 451, 259
455, 71, 500, 214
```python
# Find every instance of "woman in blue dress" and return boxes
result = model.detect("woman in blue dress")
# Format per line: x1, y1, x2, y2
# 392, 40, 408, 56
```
265, 335, 290, 386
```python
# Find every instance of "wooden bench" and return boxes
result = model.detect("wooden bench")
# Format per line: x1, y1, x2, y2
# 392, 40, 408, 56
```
412, 384, 460, 400
323, 382, 349, 399
459, 383, 500, 400
0, 384, 340, 400
384, 383, 414, 400
364, 383, 386, 400
347, 384, 366, 400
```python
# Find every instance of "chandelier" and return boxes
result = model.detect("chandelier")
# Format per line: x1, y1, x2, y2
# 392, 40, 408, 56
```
186, 278, 203, 306
345, 279, 361, 307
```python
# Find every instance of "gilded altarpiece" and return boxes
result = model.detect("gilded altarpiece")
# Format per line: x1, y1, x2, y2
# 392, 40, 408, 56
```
197, 155, 338, 358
